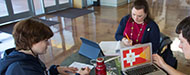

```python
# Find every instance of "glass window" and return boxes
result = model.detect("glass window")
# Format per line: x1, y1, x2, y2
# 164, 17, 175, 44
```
59, 0, 69, 4
44, 0, 56, 7
0, 0, 8, 16
11, 0, 29, 14
33, 0, 44, 15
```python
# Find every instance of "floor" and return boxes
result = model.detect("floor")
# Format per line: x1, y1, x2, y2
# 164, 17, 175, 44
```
0, 0, 190, 74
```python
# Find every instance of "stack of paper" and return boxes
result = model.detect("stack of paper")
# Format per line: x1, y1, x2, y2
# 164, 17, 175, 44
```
99, 41, 128, 56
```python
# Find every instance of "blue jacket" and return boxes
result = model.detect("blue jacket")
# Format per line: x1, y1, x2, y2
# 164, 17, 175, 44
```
115, 15, 160, 53
0, 48, 59, 75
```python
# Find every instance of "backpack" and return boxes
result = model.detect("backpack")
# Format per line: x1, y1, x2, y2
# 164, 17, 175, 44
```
158, 33, 177, 69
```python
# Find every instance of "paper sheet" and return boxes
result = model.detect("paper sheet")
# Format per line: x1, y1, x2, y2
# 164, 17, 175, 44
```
99, 41, 127, 56
69, 62, 94, 73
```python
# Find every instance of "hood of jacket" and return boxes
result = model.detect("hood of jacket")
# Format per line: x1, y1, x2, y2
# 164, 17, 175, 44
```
0, 48, 38, 74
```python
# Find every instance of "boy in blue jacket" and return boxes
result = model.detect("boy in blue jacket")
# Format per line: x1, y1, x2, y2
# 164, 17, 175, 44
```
0, 18, 90, 75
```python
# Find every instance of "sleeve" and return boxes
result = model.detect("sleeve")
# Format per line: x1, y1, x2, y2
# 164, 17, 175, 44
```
149, 21, 160, 53
115, 15, 130, 41
49, 65, 81, 75
49, 65, 60, 75
75, 73, 80, 75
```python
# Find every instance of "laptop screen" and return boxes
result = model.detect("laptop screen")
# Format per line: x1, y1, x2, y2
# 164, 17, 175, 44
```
120, 43, 152, 71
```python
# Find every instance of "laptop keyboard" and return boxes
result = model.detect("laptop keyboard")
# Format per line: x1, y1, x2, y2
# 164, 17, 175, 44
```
125, 64, 158, 75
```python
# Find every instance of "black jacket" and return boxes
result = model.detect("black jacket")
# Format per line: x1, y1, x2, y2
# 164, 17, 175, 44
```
0, 48, 59, 75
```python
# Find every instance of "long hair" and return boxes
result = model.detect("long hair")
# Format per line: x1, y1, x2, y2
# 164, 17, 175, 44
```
130, 0, 152, 23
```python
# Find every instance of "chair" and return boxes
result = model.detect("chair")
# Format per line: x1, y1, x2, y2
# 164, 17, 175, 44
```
158, 33, 177, 69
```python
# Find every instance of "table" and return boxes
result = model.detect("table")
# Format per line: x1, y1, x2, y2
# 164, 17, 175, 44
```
60, 51, 122, 75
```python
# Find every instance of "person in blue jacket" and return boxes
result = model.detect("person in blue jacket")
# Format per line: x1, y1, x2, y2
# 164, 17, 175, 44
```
115, 0, 160, 53
0, 18, 90, 75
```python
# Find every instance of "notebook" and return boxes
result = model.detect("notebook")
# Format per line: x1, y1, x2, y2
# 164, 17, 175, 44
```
99, 41, 126, 56
78, 37, 104, 59
120, 43, 166, 75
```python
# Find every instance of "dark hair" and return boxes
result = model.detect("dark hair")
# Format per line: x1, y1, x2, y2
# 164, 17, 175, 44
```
12, 18, 53, 50
176, 16, 190, 44
130, 0, 152, 23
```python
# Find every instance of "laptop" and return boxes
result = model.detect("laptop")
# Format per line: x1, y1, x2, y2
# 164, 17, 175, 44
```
78, 37, 104, 59
120, 43, 166, 75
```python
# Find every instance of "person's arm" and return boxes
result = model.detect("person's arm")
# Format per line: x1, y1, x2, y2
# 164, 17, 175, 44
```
49, 65, 60, 75
115, 15, 130, 41
49, 65, 78, 75
49, 65, 90, 75
162, 63, 185, 75
122, 38, 133, 46
78, 67, 91, 75
148, 21, 160, 53
152, 54, 185, 75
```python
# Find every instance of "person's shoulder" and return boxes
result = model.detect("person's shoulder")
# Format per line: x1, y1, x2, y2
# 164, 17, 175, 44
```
146, 20, 160, 32
8, 58, 37, 69
122, 14, 131, 19
8, 61, 21, 67
7, 61, 42, 75
147, 20, 158, 27
6, 61, 26, 75
120, 14, 131, 22
3, 48, 16, 56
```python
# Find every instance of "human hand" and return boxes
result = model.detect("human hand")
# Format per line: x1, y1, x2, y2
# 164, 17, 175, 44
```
78, 67, 91, 75
57, 66, 78, 75
152, 54, 167, 68
122, 38, 132, 46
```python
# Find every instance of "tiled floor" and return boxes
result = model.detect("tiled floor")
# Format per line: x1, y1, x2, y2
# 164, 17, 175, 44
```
1, 0, 190, 74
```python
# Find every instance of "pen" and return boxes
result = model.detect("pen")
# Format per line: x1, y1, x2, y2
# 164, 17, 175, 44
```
124, 33, 130, 40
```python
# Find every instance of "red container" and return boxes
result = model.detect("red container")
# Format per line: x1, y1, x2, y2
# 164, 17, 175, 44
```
95, 57, 106, 75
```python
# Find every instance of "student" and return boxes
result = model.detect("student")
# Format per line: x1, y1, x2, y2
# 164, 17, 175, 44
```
0, 18, 90, 75
115, 0, 160, 53
153, 16, 190, 75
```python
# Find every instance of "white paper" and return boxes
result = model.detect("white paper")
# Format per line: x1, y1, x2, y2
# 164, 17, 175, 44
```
99, 41, 127, 56
69, 62, 94, 73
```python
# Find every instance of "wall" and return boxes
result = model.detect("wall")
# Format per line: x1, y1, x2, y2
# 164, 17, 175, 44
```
73, 0, 93, 8
100, 0, 127, 7
73, 0, 82, 8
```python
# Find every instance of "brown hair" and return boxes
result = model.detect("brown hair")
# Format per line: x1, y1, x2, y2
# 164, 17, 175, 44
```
176, 16, 190, 44
130, 0, 152, 23
12, 18, 53, 50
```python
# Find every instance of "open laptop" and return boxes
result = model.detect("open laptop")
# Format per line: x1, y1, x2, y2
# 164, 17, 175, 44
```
120, 43, 166, 75
78, 37, 104, 59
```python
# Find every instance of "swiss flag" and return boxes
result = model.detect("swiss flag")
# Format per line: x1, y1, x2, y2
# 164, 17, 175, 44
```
122, 46, 148, 68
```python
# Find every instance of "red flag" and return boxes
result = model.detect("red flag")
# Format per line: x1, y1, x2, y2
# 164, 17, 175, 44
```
122, 47, 147, 68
